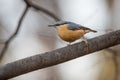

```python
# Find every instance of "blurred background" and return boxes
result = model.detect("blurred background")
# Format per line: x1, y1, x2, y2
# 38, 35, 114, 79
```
0, 0, 120, 80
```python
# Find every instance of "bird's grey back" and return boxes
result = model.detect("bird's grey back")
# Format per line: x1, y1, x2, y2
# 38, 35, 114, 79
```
67, 22, 88, 30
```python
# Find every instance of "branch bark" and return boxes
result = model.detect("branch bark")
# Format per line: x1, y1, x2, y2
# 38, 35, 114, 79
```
0, 30, 120, 80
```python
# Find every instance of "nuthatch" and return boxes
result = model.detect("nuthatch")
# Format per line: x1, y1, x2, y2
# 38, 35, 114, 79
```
48, 21, 97, 45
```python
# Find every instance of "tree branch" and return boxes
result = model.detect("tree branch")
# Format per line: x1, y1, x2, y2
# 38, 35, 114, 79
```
0, 3, 29, 62
0, 30, 120, 80
24, 0, 61, 21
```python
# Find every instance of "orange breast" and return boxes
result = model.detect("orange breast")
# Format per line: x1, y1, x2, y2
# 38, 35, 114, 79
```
57, 24, 85, 42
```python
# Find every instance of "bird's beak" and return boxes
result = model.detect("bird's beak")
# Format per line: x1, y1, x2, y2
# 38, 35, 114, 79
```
48, 24, 56, 27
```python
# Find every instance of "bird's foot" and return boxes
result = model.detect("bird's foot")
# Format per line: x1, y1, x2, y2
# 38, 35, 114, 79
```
82, 37, 89, 54
67, 42, 71, 46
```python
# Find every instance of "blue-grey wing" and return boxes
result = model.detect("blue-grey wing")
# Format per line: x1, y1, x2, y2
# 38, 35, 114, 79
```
67, 23, 90, 30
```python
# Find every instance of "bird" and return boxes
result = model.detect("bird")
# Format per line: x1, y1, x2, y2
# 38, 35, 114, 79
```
48, 21, 97, 45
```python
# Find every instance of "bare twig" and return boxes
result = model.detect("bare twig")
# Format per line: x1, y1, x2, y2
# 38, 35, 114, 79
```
0, 3, 29, 62
0, 30, 120, 79
0, 0, 60, 62
24, 0, 61, 21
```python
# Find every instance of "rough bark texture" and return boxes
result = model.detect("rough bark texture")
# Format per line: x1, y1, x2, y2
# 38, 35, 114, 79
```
0, 30, 120, 80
